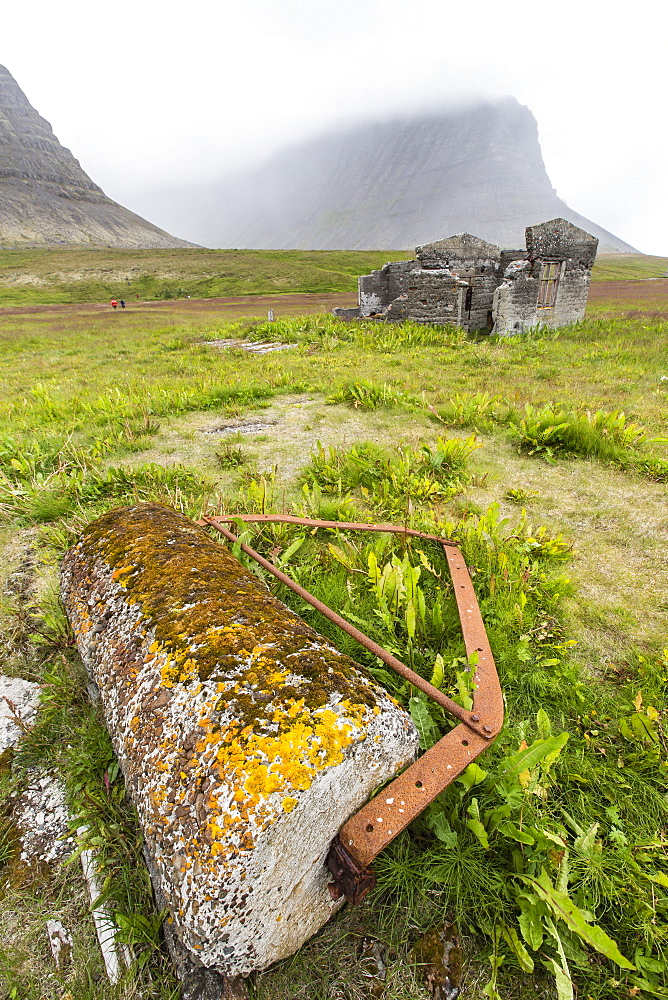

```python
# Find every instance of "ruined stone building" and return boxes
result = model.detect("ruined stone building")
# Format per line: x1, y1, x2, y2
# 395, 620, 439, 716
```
344, 218, 598, 335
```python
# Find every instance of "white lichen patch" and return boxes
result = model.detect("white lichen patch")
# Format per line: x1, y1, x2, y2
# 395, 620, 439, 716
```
61, 503, 419, 976
14, 771, 73, 865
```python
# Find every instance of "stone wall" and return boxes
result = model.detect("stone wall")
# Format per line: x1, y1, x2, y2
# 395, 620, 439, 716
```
492, 260, 540, 334
404, 269, 466, 325
359, 260, 416, 316
61, 503, 418, 978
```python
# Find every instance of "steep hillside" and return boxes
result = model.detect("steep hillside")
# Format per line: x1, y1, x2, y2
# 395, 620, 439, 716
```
0, 65, 195, 249
143, 98, 634, 253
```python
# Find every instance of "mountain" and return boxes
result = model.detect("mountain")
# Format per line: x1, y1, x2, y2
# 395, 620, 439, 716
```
141, 98, 634, 253
0, 65, 195, 248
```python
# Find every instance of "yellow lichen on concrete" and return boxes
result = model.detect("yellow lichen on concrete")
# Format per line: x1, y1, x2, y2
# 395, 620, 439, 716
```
61, 502, 419, 975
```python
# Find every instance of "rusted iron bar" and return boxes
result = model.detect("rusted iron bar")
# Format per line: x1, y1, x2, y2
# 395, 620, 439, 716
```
333, 546, 503, 876
201, 513, 503, 904
203, 517, 487, 738
202, 512, 454, 546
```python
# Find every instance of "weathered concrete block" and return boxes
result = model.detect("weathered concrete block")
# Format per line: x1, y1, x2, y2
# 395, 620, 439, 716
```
61, 503, 418, 976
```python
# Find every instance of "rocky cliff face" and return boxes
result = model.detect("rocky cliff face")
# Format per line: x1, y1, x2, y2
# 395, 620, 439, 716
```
150, 98, 633, 253
0, 65, 195, 248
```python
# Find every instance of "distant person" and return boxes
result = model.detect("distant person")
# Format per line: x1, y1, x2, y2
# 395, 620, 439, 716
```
111, 299, 117, 309
120, 299, 126, 308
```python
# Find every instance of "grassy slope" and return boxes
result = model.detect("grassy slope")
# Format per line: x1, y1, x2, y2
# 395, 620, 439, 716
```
0, 247, 665, 306
592, 253, 668, 281
0, 248, 411, 305
0, 287, 667, 1000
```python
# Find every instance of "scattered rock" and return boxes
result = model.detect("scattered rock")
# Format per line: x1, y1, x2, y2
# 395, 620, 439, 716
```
200, 418, 278, 436
4, 548, 37, 597
46, 919, 73, 969
0, 676, 40, 751
204, 340, 296, 354
411, 922, 462, 1000
360, 937, 387, 997
14, 770, 73, 864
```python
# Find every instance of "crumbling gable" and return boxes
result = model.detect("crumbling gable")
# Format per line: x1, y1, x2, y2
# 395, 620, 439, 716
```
344, 218, 598, 335
493, 219, 598, 334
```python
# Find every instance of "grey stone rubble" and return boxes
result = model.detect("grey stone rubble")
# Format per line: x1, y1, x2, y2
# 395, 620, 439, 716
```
200, 417, 278, 436
338, 218, 598, 336
46, 919, 73, 970
204, 340, 297, 354
0, 677, 74, 866
0, 675, 40, 750
14, 771, 73, 864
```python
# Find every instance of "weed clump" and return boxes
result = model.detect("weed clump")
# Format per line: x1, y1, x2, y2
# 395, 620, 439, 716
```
301, 437, 480, 516
327, 380, 414, 410
215, 443, 250, 469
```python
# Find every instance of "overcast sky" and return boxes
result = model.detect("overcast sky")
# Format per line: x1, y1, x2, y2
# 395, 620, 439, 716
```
3, 0, 667, 253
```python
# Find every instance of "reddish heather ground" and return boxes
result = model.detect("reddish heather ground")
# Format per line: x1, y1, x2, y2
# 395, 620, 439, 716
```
0, 292, 357, 320
587, 278, 668, 319
1, 280, 667, 324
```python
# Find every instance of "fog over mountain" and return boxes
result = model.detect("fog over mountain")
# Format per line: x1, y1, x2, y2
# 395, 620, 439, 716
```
0, 65, 194, 248
139, 98, 635, 253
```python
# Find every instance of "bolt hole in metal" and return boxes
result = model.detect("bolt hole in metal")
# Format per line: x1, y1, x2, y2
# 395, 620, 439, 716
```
366, 824, 374, 833
415, 781, 423, 788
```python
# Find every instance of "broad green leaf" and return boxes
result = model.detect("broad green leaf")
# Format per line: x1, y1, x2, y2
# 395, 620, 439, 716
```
429, 653, 445, 690
345, 611, 374, 628
498, 822, 535, 845
405, 598, 417, 640
327, 542, 354, 571
409, 694, 437, 749
643, 871, 668, 889
458, 762, 487, 790
627, 977, 668, 998
523, 872, 635, 969
424, 806, 459, 847
279, 535, 305, 565
466, 799, 490, 849
542, 957, 573, 1000
501, 733, 569, 779
416, 586, 426, 625
416, 549, 438, 575
540, 829, 568, 848
543, 918, 574, 1000
574, 822, 600, 858
517, 896, 544, 951
536, 708, 552, 738
501, 924, 534, 973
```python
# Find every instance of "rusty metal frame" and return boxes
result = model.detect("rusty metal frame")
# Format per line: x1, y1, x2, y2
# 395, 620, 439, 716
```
200, 514, 503, 904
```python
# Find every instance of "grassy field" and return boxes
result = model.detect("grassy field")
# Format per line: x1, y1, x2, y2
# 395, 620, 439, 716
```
0, 247, 665, 307
0, 273, 667, 1000
0, 248, 411, 306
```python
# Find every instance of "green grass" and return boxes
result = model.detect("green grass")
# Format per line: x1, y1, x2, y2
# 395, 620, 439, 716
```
0, 247, 664, 307
0, 247, 410, 306
0, 281, 667, 999
592, 253, 668, 281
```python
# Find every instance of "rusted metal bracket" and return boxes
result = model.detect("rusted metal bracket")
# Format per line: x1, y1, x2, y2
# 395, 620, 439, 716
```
200, 514, 503, 904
